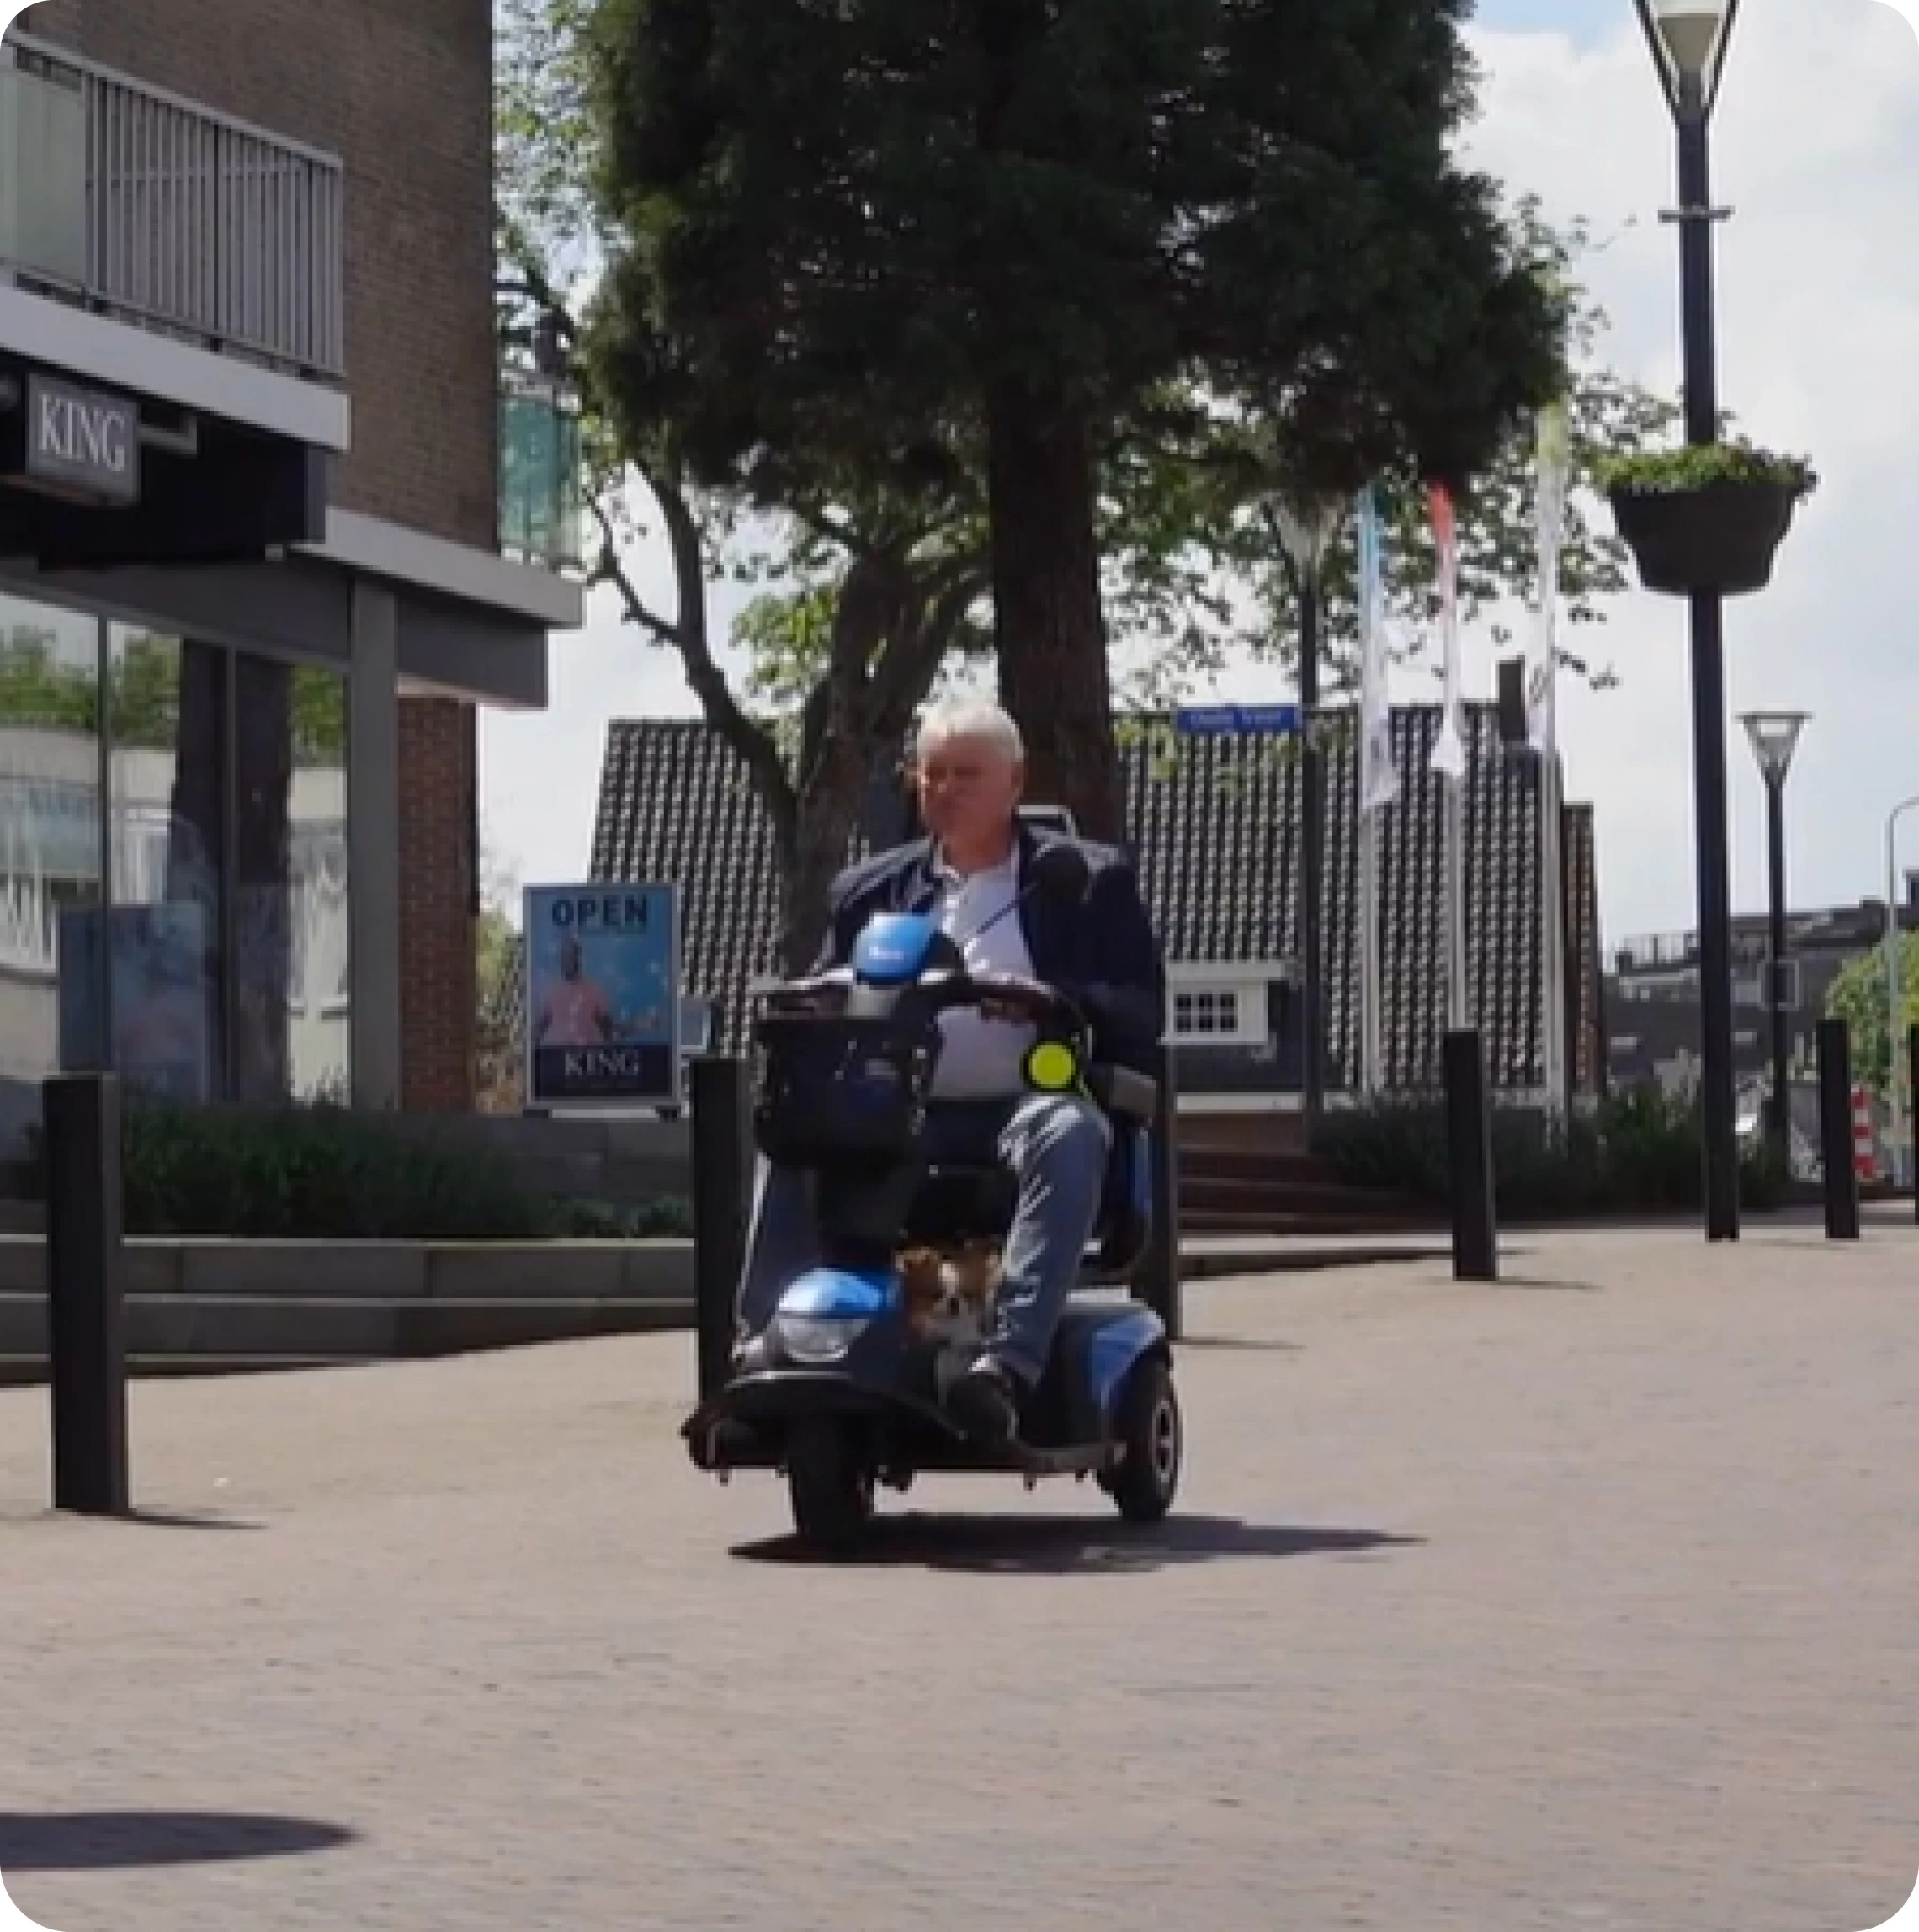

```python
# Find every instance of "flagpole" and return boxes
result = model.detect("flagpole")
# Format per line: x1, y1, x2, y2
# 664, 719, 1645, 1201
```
1428, 485, 1471, 1040
1540, 746, 1567, 1112
1533, 403, 1572, 1116
1355, 484, 1396, 1096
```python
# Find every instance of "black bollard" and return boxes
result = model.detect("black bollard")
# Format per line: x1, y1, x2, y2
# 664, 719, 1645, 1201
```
1908, 1025, 1919, 1226
690, 1054, 752, 1404
1815, 1017, 1860, 1242
43, 1073, 129, 1515
1443, 1029, 1498, 1282
1141, 1045, 1183, 1342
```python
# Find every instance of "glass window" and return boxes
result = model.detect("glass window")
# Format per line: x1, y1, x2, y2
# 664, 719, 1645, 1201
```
0, 593, 103, 1110
232, 653, 348, 1104
1172, 988, 1243, 1040
104, 628, 224, 1103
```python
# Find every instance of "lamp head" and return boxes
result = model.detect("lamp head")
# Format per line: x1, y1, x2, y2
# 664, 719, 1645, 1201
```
1635, 0, 1738, 121
1268, 491, 1348, 586
1739, 709, 1810, 787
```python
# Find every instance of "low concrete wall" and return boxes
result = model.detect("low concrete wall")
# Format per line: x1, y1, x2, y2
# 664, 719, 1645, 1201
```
0, 1234, 692, 1300
0, 1235, 695, 1379
349, 1111, 694, 1208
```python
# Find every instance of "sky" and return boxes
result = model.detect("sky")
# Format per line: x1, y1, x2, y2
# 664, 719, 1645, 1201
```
479, 0, 1919, 956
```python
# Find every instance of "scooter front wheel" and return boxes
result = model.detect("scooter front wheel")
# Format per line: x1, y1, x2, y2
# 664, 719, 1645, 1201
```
1106, 1356, 1181, 1524
786, 1419, 876, 1555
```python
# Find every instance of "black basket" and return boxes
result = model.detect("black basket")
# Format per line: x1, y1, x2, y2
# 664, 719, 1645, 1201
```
1608, 479, 1799, 597
751, 1011, 940, 1168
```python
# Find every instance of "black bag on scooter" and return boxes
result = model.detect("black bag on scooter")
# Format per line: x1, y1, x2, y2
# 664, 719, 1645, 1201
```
750, 1011, 940, 1169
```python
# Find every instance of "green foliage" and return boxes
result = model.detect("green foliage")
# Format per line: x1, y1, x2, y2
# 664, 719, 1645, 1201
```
39, 1097, 693, 1240
583, 0, 1571, 831
0, 628, 344, 765
587, 0, 1566, 497
1597, 438, 1818, 502
1116, 204, 1678, 709
1824, 932, 1919, 1096
1320, 1085, 1792, 1221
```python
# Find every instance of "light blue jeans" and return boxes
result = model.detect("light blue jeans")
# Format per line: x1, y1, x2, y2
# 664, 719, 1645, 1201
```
736, 1094, 1113, 1388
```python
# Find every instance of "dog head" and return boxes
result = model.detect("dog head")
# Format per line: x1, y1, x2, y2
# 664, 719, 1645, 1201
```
897, 1242, 1002, 1333
945, 1239, 1004, 1308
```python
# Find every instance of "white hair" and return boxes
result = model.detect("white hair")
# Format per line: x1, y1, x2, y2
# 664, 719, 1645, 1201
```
914, 697, 1024, 766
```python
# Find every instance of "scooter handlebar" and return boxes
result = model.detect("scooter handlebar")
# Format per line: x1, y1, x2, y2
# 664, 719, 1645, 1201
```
941, 970, 1087, 1033
754, 966, 1085, 1033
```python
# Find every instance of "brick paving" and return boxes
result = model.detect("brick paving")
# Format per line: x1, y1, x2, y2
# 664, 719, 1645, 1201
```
3, 1218, 1918, 1931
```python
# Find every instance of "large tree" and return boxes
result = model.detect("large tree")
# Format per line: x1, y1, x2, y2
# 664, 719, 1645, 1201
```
586, 0, 1567, 836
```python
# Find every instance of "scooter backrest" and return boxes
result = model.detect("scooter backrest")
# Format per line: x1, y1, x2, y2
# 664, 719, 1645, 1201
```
1027, 841, 1092, 905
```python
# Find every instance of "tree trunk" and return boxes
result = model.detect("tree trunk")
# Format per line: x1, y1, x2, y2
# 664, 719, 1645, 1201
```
779, 762, 864, 977
986, 385, 1122, 841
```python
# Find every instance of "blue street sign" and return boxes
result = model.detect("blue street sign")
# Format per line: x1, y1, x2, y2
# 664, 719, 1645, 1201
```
1175, 703, 1302, 737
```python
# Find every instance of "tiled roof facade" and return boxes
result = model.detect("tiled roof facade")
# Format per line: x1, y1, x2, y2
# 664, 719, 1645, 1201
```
575, 704, 1600, 1094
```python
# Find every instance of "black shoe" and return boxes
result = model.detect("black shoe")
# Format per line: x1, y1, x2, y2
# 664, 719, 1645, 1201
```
946, 1356, 1022, 1447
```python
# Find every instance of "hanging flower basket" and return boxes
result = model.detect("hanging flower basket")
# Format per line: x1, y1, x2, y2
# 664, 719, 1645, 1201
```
1597, 442, 1817, 599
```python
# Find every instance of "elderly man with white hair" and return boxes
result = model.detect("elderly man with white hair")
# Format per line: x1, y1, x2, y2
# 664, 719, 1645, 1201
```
736, 696, 1167, 1447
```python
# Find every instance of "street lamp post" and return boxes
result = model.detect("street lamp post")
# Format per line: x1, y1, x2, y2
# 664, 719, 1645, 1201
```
1886, 794, 1919, 1186
1270, 492, 1347, 1148
1636, 0, 1743, 1240
1738, 710, 1809, 1161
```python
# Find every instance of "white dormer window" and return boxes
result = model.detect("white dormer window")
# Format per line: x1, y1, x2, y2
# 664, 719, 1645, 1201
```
1166, 968, 1269, 1046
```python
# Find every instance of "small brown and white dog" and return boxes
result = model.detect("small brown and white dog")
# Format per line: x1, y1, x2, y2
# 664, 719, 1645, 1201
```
897, 1239, 1004, 1351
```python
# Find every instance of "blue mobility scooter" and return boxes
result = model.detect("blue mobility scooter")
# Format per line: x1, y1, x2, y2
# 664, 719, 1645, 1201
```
681, 844, 1181, 1554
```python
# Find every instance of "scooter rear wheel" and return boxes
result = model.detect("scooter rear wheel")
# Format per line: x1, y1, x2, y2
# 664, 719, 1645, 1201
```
786, 1419, 876, 1555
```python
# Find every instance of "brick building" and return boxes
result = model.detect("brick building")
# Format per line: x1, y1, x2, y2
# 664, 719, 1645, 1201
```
0, 0, 579, 1144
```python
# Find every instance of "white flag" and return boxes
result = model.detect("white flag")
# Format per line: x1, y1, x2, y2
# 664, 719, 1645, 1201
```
1356, 484, 1399, 815
1529, 400, 1571, 756
1427, 483, 1468, 782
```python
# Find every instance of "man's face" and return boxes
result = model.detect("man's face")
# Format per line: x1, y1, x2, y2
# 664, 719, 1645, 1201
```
916, 732, 1023, 850
560, 937, 582, 979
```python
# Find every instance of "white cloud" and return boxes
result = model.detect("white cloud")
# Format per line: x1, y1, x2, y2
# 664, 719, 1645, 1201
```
481, 0, 1919, 953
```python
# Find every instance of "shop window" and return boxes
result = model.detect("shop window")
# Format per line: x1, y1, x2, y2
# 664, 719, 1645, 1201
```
233, 654, 348, 1103
104, 628, 223, 1102
0, 594, 104, 1107
0, 609, 354, 1122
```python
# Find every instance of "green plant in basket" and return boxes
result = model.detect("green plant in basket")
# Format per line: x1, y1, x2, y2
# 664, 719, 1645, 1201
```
1597, 435, 1816, 599
1595, 438, 1817, 502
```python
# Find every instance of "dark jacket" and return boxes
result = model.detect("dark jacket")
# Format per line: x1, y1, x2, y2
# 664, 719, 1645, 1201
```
813, 823, 1167, 1076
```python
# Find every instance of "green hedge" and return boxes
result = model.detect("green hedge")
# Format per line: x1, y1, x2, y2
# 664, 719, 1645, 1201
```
24, 1100, 692, 1241
1320, 1085, 1791, 1221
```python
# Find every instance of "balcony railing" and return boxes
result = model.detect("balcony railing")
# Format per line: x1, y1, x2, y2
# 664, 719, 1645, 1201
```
1, 32, 344, 381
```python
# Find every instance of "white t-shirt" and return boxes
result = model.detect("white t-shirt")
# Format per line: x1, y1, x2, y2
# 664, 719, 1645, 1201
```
928, 852, 1035, 1100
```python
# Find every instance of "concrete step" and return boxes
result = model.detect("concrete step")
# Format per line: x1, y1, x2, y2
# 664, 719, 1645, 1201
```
1179, 1148, 1350, 1186
1179, 1239, 1448, 1277
1183, 1207, 1447, 1236
0, 1293, 691, 1361
0, 1353, 380, 1388
1179, 1174, 1431, 1219
1177, 1115, 1309, 1155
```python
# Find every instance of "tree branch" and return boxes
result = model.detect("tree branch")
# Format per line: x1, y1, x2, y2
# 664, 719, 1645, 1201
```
869, 559, 990, 731
593, 471, 800, 856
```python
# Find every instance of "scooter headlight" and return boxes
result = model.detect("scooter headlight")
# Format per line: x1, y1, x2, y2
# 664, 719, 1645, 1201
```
771, 1266, 894, 1365
776, 1312, 872, 1363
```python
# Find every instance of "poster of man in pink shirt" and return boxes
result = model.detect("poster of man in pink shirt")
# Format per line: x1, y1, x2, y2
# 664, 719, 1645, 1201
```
523, 883, 679, 1107
534, 934, 615, 1048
